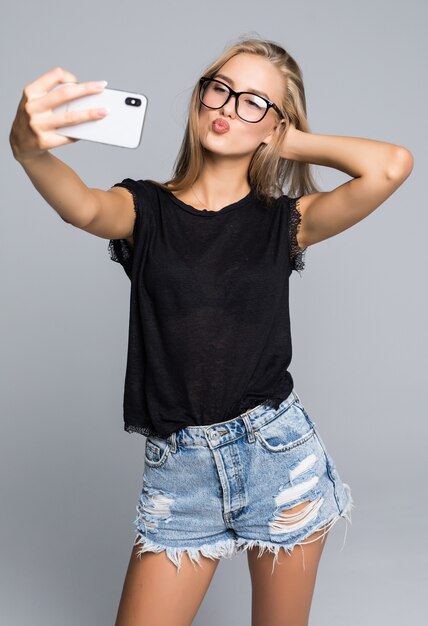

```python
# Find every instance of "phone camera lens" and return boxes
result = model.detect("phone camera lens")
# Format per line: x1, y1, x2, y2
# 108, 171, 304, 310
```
125, 97, 141, 107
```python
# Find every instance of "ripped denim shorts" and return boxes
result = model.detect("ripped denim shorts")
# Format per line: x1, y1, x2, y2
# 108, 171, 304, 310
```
133, 389, 354, 574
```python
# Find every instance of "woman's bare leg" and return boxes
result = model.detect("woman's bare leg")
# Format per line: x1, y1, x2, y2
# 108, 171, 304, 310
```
247, 522, 330, 626
115, 543, 220, 626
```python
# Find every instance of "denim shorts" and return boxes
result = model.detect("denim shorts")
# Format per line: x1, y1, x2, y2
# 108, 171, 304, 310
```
133, 390, 354, 574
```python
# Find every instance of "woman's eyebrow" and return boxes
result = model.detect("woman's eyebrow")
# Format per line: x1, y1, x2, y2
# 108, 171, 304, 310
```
214, 73, 270, 99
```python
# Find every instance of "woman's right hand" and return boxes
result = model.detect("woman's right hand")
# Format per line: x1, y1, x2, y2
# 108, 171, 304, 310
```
9, 66, 109, 163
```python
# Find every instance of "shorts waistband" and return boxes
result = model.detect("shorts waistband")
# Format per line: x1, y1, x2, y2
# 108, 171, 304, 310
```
166, 389, 301, 452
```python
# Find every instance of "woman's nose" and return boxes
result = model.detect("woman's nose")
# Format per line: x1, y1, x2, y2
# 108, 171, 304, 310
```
220, 94, 237, 117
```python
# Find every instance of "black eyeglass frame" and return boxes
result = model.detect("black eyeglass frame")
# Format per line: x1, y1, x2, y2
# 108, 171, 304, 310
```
198, 76, 285, 123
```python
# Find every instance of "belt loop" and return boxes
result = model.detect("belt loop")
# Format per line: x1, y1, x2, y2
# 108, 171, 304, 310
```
167, 432, 177, 453
242, 414, 255, 443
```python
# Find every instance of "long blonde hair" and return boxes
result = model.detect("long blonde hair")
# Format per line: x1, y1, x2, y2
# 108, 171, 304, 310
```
146, 34, 321, 206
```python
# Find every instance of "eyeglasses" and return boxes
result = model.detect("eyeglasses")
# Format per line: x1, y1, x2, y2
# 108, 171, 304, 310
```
198, 76, 285, 123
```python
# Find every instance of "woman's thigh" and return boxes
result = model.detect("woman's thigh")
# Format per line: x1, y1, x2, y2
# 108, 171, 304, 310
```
247, 524, 329, 626
115, 543, 220, 626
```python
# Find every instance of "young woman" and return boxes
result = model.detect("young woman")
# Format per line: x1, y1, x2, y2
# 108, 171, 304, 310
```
10, 37, 413, 626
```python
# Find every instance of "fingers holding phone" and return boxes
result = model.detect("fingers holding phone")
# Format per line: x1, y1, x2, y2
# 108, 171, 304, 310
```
9, 66, 109, 162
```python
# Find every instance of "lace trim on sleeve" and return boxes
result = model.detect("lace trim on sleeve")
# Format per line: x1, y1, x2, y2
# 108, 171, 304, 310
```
108, 238, 133, 265
288, 196, 307, 275
107, 183, 138, 279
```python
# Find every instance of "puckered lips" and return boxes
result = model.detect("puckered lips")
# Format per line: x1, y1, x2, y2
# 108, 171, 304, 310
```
212, 118, 230, 134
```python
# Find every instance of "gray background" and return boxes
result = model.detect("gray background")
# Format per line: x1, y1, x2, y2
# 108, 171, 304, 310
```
1, 0, 426, 624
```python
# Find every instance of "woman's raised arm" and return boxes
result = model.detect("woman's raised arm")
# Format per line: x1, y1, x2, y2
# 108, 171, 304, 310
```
9, 66, 135, 240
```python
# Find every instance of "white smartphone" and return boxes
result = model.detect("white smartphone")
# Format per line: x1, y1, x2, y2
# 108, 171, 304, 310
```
51, 82, 148, 149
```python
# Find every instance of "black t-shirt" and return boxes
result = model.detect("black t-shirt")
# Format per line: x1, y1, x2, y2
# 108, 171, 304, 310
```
108, 178, 306, 438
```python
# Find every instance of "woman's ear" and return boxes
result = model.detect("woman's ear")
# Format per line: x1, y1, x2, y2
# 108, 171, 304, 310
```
262, 118, 287, 145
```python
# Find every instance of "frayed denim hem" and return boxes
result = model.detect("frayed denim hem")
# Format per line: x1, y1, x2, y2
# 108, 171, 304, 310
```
133, 532, 238, 573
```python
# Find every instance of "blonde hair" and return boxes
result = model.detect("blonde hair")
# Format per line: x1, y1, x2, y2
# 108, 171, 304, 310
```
147, 33, 321, 206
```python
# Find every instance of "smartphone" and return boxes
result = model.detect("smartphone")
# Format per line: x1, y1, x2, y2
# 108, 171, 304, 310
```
51, 82, 148, 149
